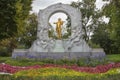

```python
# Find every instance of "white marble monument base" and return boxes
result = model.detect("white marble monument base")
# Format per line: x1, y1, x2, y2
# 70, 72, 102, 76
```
12, 49, 106, 60
53, 40, 64, 52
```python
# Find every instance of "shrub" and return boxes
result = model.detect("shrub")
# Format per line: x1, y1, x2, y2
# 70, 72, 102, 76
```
0, 38, 17, 57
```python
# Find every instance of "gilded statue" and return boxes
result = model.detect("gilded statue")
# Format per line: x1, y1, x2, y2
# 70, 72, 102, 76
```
54, 18, 64, 39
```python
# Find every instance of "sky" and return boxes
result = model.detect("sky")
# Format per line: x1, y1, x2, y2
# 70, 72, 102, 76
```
31, 0, 109, 13
49, 12, 68, 30
31, 0, 109, 29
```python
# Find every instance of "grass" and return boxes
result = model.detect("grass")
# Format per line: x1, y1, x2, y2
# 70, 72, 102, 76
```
0, 57, 104, 67
0, 54, 120, 66
0, 57, 44, 66
0, 57, 11, 63
106, 54, 120, 62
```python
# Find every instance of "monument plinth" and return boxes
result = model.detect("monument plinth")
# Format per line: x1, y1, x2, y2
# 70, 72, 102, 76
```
53, 40, 64, 52
12, 3, 106, 60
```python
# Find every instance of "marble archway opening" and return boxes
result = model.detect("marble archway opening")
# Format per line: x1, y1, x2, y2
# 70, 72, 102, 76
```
48, 12, 71, 39
12, 3, 106, 60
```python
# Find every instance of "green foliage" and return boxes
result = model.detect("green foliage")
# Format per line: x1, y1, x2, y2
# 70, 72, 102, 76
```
92, 0, 120, 54
62, 16, 71, 39
15, 0, 32, 36
0, 54, 120, 67
0, 57, 11, 63
0, 57, 107, 67
0, 53, 120, 70
88, 40, 100, 48
71, 0, 100, 42
14, 0, 33, 48
0, 0, 17, 39
106, 54, 120, 62
104, 0, 120, 54
48, 28, 58, 39
0, 75, 13, 80
91, 23, 113, 54
18, 13, 37, 48
0, 0, 33, 54
4, 58, 44, 66
0, 38, 17, 56
71, 0, 120, 54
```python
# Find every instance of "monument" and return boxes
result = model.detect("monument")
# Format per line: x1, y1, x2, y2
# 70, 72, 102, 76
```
12, 3, 105, 59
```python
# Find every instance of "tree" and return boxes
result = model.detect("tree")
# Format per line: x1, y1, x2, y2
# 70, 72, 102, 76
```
102, 0, 120, 54
0, 0, 17, 40
0, 0, 33, 40
92, 0, 120, 54
0, 0, 33, 56
71, 0, 100, 42
62, 16, 71, 39
91, 23, 113, 54
15, 0, 32, 37
19, 13, 37, 48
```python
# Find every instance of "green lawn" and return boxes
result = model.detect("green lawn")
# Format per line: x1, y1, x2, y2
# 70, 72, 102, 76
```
106, 54, 120, 62
0, 54, 120, 66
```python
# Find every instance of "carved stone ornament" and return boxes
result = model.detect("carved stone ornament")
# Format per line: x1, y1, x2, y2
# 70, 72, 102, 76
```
29, 3, 91, 52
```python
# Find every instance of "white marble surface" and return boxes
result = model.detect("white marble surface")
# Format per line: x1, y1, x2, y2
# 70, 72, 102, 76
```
53, 40, 64, 52
29, 3, 91, 52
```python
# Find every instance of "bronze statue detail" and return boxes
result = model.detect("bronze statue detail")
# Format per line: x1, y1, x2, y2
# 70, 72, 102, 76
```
54, 18, 64, 39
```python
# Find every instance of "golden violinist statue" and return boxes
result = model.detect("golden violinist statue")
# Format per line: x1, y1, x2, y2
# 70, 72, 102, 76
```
54, 18, 64, 39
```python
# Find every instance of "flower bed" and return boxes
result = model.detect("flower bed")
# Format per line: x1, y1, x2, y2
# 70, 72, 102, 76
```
11, 68, 120, 80
14, 67, 120, 78
0, 62, 120, 74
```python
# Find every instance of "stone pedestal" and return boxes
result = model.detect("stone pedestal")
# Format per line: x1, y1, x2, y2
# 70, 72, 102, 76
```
53, 40, 64, 52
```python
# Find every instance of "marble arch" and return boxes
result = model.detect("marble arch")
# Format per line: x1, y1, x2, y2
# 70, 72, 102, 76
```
30, 3, 91, 52
37, 3, 82, 38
